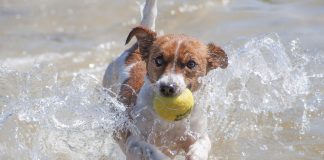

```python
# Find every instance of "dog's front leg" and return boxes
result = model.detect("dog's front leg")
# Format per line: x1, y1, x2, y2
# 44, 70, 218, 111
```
185, 134, 211, 160
126, 135, 169, 160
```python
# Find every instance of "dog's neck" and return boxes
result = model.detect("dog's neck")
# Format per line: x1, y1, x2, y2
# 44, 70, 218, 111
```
133, 76, 155, 114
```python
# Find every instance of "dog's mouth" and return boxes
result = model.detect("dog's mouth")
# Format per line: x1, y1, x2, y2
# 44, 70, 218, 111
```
152, 88, 195, 121
186, 83, 192, 90
156, 91, 181, 98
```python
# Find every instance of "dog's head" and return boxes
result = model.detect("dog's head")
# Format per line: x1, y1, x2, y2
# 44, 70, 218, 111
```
126, 26, 228, 97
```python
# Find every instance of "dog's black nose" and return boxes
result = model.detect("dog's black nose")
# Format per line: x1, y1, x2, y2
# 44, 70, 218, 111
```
160, 83, 177, 97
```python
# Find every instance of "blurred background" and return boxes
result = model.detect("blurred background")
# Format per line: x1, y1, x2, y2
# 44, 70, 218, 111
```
1, 0, 323, 71
0, 0, 323, 159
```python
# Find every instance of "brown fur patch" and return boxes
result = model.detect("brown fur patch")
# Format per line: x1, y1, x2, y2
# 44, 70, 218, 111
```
125, 26, 157, 59
146, 35, 210, 92
119, 61, 146, 107
207, 43, 228, 70
118, 45, 146, 107
174, 39, 208, 91
125, 45, 143, 65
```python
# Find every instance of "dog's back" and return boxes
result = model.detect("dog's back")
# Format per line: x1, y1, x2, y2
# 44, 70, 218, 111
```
103, 0, 157, 106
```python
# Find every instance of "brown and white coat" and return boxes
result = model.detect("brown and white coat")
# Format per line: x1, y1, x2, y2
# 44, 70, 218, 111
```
103, 0, 228, 159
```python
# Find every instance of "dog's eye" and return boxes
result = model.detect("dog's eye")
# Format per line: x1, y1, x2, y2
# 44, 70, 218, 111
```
186, 60, 196, 69
154, 55, 164, 67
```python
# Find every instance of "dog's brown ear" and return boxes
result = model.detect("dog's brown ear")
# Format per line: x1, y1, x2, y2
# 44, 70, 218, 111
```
207, 43, 228, 71
126, 26, 157, 59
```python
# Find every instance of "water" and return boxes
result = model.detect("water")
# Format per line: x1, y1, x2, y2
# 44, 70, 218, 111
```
1, 0, 324, 159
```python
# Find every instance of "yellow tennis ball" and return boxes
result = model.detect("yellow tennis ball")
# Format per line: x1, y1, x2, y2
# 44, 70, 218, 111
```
153, 89, 194, 121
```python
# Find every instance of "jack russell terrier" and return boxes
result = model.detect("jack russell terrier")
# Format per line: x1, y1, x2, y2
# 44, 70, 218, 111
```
103, 0, 228, 159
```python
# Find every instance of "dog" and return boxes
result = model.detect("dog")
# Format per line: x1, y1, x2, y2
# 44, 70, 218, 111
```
103, 0, 228, 159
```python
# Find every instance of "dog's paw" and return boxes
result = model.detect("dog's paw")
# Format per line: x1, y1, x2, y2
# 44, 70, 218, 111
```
126, 137, 169, 160
186, 141, 209, 160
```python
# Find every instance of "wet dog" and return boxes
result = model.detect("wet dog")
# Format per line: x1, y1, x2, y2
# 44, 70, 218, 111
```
103, 0, 228, 159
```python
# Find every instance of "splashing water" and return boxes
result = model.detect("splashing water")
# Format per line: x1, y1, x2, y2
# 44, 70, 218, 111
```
197, 33, 324, 159
0, 34, 323, 159
0, 64, 127, 159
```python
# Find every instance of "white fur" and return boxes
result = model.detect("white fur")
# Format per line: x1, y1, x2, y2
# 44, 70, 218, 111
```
140, 0, 157, 31
103, 50, 132, 93
172, 41, 182, 73
187, 134, 211, 160
129, 77, 210, 159
154, 73, 187, 96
